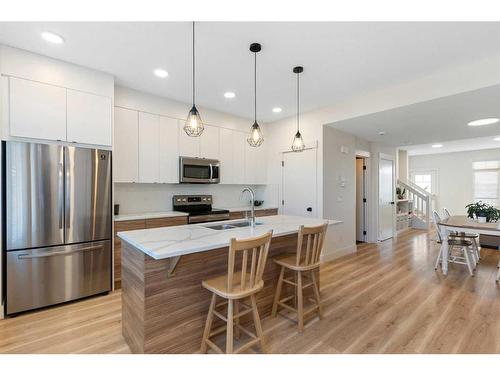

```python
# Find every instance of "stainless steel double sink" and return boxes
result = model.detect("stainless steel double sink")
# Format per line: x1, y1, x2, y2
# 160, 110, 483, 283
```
203, 220, 263, 230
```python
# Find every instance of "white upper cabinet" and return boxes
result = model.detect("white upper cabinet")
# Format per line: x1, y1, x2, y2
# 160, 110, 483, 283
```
178, 123, 200, 157
199, 124, 220, 160
159, 117, 179, 183
245, 137, 267, 185
219, 128, 233, 184
138, 112, 160, 183
114, 107, 139, 183
233, 131, 246, 184
9, 77, 66, 141
67, 89, 112, 146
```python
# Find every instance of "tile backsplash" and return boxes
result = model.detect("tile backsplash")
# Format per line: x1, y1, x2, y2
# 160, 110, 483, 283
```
114, 183, 268, 214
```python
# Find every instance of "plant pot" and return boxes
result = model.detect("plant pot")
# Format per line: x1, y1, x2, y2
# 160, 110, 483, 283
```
477, 216, 487, 223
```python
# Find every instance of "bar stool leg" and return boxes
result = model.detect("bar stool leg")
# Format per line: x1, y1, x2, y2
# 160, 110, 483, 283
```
226, 299, 234, 354
271, 266, 285, 317
311, 270, 322, 319
234, 300, 240, 340
250, 294, 266, 353
297, 271, 304, 333
200, 293, 217, 353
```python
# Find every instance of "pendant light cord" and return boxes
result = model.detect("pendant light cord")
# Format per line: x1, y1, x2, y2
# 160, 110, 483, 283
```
254, 51, 257, 122
192, 21, 195, 105
296, 72, 300, 133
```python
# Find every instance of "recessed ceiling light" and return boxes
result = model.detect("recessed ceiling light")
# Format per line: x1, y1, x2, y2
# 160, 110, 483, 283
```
154, 69, 168, 78
224, 91, 236, 99
494, 136, 500, 141
467, 118, 499, 126
272, 107, 282, 113
378, 131, 386, 135
41, 31, 64, 44
432, 144, 443, 148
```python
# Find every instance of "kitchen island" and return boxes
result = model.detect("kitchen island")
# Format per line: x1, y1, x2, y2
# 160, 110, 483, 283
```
118, 215, 341, 353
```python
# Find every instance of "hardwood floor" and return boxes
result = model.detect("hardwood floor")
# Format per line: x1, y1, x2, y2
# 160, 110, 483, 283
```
1, 228, 499, 354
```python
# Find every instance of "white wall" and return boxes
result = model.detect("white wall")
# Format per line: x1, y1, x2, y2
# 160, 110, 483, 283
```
115, 183, 266, 213
322, 127, 373, 259
409, 148, 500, 215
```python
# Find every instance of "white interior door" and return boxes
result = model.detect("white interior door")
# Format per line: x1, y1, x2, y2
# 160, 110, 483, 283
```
379, 157, 395, 240
282, 148, 317, 217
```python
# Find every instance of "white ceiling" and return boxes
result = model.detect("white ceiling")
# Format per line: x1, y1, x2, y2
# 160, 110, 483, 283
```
328, 84, 500, 148
0, 22, 499, 121
403, 136, 500, 156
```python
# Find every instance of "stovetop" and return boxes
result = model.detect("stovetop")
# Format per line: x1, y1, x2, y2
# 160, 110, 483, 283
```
185, 208, 230, 217
172, 194, 229, 217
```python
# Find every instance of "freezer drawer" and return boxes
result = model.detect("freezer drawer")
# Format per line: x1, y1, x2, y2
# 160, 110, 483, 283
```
6, 240, 111, 315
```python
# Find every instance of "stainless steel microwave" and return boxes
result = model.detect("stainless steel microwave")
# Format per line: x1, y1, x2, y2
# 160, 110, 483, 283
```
179, 156, 220, 184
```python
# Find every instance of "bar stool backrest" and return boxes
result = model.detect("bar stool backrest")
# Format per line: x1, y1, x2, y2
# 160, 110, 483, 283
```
295, 223, 328, 267
227, 231, 273, 293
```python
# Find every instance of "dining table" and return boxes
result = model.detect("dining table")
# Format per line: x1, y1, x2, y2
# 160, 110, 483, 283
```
438, 215, 500, 281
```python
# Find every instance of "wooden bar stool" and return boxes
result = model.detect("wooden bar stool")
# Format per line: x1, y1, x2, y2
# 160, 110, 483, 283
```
271, 223, 328, 333
200, 231, 273, 354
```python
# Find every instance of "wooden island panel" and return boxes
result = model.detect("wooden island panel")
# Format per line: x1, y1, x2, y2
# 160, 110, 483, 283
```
114, 216, 188, 289
121, 232, 310, 354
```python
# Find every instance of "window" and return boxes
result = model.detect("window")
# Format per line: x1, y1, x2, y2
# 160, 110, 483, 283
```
473, 160, 499, 207
412, 173, 433, 193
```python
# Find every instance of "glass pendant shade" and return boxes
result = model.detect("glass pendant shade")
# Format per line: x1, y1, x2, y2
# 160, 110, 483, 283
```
291, 131, 305, 152
184, 105, 204, 136
248, 121, 264, 147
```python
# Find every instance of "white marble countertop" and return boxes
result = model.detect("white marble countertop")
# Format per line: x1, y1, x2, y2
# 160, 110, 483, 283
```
118, 215, 342, 260
114, 211, 188, 222
222, 205, 278, 212
114, 206, 278, 221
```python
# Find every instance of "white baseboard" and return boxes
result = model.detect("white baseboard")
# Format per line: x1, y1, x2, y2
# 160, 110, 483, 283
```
321, 244, 357, 263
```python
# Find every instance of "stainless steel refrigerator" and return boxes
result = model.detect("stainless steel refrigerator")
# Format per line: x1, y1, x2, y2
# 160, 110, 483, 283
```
3, 141, 112, 315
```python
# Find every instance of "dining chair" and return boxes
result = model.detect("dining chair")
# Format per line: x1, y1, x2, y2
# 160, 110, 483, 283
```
442, 207, 480, 263
200, 231, 273, 354
433, 210, 474, 276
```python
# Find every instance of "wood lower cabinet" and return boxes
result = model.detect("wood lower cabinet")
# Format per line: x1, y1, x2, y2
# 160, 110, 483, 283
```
256, 208, 278, 217
113, 216, 188, 289
229, 208, 278, 220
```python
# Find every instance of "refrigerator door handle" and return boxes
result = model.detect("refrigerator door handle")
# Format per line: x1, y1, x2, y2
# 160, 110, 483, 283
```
17, 245, 104, 260
65, 147, 71, 229
58, 161, 64, 229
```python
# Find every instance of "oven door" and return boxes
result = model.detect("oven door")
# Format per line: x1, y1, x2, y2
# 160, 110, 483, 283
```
179, 157, 220, 184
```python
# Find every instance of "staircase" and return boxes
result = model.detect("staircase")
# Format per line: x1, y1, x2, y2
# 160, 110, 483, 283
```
397, 179, 436, 229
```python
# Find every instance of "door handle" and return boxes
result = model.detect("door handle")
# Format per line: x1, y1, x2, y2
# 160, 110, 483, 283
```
17, 245, 103, 259
209, 163, 213, 180
390, 201, 395, 205
58, 162, 64, 229
307, 207, 312, 212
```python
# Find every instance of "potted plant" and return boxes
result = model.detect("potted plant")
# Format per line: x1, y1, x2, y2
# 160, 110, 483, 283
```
396, 187, 406, 200
465, 201, 500, 223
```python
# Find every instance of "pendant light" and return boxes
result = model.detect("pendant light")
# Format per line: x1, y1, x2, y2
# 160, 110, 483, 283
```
184, 21, 204, 137
291, 66, 305, 152
247, 43, 264, 147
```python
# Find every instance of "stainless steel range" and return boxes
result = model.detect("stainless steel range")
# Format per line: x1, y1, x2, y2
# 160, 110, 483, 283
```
173, 195, 230, 224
